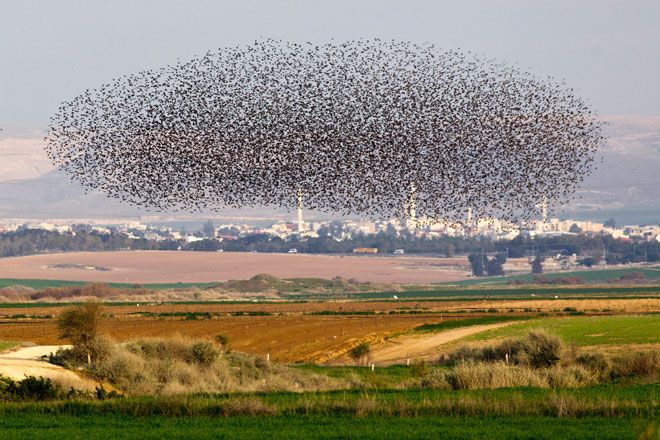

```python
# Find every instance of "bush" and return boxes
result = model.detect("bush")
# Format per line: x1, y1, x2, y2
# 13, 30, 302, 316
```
444, 331, 562, 368
575, 353, 609, 375
190, 342, 219, 366
1, 376, 60, 400
612, 351, 660, 379
514, 331, 562, 368
349, 342, 371, 365
445, 362, 546, 390
214, 334, 230, 350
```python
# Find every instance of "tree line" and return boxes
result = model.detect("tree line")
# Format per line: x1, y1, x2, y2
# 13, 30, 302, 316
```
0, 227, 658, 265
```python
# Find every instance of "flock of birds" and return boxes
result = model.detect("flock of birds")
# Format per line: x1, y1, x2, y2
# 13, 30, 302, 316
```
45, 39, 603, 224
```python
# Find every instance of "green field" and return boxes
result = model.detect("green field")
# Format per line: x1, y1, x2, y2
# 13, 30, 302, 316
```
290, 285, 660, 300
466, 314, 660, 346
0, 414, 650, 440
0, 385, 656, 439
1, 276, 659, 301
451, 266, 660, 286
414, 316, 532, 333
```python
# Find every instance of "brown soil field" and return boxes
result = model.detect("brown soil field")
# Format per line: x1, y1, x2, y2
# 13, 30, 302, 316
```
0, 251, 478, 284
0, 315, 449, 363
1, 296, 658, 364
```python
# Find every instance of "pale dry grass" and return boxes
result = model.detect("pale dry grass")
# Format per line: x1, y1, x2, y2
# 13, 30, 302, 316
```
416, 362, 599, 390
90, 336, 346, 396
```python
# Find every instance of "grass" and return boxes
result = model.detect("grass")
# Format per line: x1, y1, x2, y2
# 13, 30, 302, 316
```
414, 316, 532, 333
466, 314, 660, 346
0, 340, 18, 352
0, 414, 650, 440
450, 266, 660, 286
295, 364, 414, 387
0, 385, 657, 439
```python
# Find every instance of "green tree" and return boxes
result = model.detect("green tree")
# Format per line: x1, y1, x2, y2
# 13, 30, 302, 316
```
486, 253, 506, 276
468, 253, 485, 276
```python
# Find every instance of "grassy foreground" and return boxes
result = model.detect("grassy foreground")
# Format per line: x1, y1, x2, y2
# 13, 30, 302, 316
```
0, 414, 652, 440
0, 385, 657, 439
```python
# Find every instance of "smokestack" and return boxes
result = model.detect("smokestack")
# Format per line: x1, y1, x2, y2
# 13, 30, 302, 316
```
297, 188, 304, 235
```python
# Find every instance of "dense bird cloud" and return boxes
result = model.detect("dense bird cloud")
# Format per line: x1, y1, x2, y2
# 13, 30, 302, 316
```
45, 40, 603, 224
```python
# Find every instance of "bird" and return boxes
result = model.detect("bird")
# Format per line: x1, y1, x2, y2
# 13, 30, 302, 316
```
44, 39, 603, 226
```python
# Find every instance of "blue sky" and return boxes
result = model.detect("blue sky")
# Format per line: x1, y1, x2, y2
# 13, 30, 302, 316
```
1, 0, 659, 128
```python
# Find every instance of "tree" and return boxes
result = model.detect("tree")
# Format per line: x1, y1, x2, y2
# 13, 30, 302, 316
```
604, 218, 616, 228
468, 253, 485, 277
486, 253, 507, 276
530, 256, 544, 274
569, 223, 582, 234
349, 342, 371, 366
202, 220, 215, 238
444, 243, 455, 258
57, 302, 104, 365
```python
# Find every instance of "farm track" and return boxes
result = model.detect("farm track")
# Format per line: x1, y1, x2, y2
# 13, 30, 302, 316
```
367, 322, 518, 364
0, 345, 97, 391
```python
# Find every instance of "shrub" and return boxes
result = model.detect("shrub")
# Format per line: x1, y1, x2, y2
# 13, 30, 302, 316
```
575, 353, 609, 375
1, 376, 60, 400
349, 342, 371, 365
214, 334, 230, 350
612, 351, 660, 380
444, 362, 546, 390
190, 342, 219, 366
513, 331, 562, 368
444, 331, 562, 368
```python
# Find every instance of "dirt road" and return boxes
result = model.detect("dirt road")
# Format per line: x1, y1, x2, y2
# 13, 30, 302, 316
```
0, 345, 97, 391
368, 322, 517, 364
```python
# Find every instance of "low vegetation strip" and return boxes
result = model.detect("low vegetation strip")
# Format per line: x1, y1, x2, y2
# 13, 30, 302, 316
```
295, 285, 660, 300
0, 385, 657, 417
450, 267, 660, 286
414, 316, 532, 333
466, 315, 660, 345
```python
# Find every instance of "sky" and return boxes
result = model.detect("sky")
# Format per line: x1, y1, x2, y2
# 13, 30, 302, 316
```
1, 0, 660, 130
